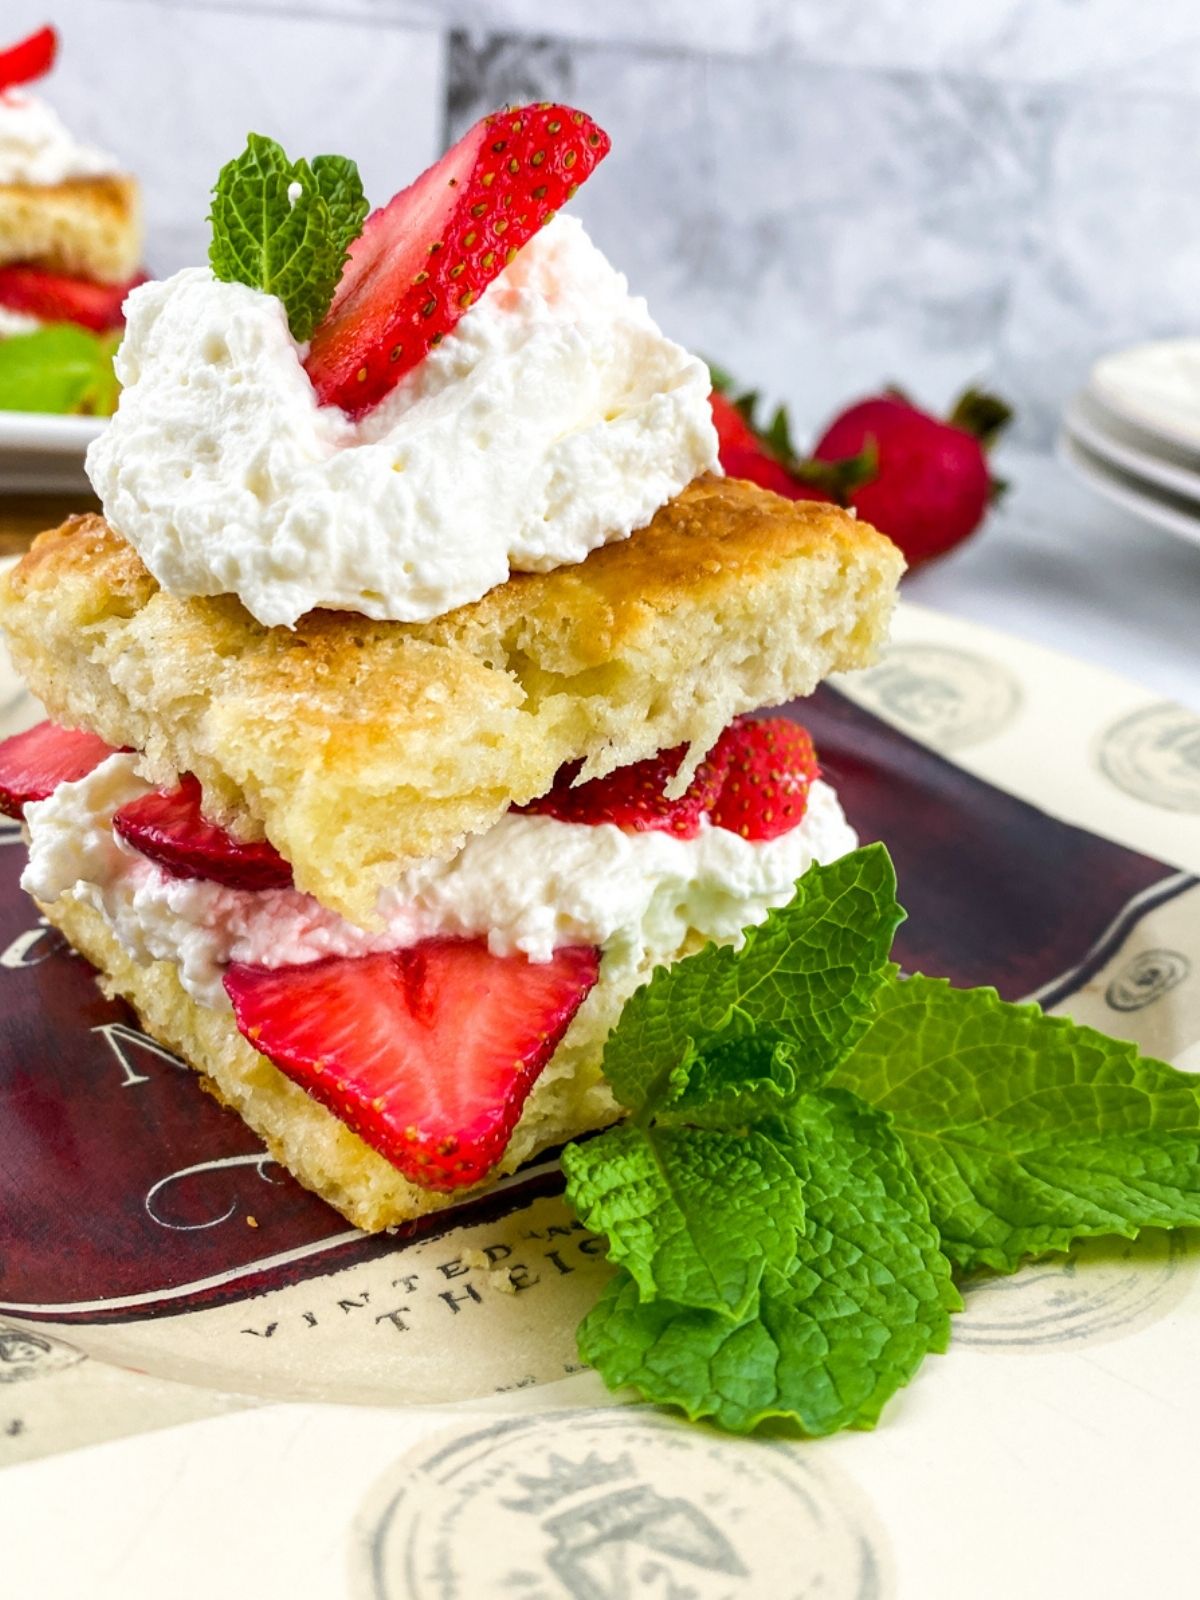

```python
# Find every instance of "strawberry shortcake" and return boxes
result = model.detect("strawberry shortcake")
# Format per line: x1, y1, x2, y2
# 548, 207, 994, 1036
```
0, 24, 143, 409
0, 106, 902, 1227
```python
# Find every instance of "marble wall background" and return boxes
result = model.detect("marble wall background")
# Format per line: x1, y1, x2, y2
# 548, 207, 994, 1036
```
10, 0, 1200, 449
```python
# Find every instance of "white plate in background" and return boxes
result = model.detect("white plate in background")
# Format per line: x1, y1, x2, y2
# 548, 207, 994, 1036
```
1090, 339, 1200, 456
0, 410, 103, 493
1056, 428, 1200, 551
1065, 389, 1200, 504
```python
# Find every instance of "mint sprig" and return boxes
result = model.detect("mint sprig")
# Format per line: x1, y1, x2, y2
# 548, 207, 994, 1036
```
0, 325, 121, 416
567, 845, 1200, 1436
579, 1091, 957, 1435
602, 843, 903, 1114
833, 973, 1200, 1275
209, 134, 368, 342
564, 1122, 804, 1321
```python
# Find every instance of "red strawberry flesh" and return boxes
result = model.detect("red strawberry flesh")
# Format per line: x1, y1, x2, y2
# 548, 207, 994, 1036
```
0, 266, 144, 333
709, 391, 761, 456
0, 720, 116, 818
113, 774, 293, 890
0, 26, 57, 93
305, 102, 611, 417
225, 939, 600, 1189
709, 717, 819, 841
812, 394, 994, 566
719, 442, 831, 503
519, 741, 729, 837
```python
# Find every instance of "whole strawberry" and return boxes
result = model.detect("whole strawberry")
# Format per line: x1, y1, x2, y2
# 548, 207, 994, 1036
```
707, 380, 875, 507
709, 368, 1011, 569
812, 388, 1011, 567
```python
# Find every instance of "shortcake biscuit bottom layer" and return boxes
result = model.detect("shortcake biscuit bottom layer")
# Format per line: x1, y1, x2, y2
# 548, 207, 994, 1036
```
41, 895, 701, 1231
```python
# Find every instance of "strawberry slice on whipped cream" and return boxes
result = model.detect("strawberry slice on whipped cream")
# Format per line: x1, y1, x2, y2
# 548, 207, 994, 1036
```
306, 103, 611, 416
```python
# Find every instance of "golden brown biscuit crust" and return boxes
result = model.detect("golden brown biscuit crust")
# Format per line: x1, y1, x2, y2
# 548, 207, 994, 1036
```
0, 173, 142, 283
2, 477, 903, 922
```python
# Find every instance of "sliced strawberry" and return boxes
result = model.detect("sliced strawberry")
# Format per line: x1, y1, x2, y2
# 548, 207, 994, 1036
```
0, 720, 116, 818
709, 717, 820, 841
0, 26, 57, 93
225, 939, 600, 1189
305, 102, 611, 416
0, 266, 145, 333
520, 741, 729, 838
113, 774, 293, 890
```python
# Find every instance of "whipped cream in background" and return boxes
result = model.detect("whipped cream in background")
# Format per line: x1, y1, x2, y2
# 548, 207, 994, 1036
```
24, 755, 857, 1012
87, 216, 719, 628
0, 305, 42, 337
0, 91, 120, 186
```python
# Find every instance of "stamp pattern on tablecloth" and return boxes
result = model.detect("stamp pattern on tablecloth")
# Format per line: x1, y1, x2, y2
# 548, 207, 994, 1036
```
1098, 702, 1200, 813
839, 643, 1023, 751
352, 1411, 893, 1600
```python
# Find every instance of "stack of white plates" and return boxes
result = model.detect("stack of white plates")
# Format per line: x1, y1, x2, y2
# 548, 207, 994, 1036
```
1059, 340, 1200, 550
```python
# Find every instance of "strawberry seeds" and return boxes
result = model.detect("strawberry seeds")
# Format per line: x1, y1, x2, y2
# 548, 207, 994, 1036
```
305, 103, 611, 416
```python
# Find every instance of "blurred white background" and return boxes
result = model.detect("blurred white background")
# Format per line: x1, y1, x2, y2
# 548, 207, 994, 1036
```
8, 0, 1199, 703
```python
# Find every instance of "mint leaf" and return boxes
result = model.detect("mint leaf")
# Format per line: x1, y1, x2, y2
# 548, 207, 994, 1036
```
579, 1090, 957, 1435
603, 844, 903, 1114
832, 973, 1200, 1275
563, 1123, 803, 1320
209, 133, 366, 342
0, 325, 120, 415
658, 1034, 805, 1129
311, 154, 370, 254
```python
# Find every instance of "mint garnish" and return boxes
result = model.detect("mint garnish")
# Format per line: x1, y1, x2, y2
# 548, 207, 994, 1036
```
602, 842, 904, 1114
579, 1091, 956, 1436
566, 845, 1200, 1435
833, 972, 1200, 1275
0, 324, 121, 416
564, 1122, 804, 1321
208, 133, 368, 342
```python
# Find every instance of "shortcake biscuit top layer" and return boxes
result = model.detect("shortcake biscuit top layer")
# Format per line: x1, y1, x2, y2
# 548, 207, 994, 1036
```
0, 172, 142, 283
1, 475, 903, 924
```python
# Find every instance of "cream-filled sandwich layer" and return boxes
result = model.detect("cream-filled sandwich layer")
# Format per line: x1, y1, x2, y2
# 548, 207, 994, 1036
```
0, 304, 41, 336
24, 753, 857, 1011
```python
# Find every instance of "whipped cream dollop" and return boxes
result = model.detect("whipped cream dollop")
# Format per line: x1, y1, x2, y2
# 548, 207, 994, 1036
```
0, 90, 120, 185
87, 216, 719, 629
24, 755, 857, 1011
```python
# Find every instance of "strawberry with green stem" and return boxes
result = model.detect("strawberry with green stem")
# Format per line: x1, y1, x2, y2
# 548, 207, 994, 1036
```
710, 366, 1012, 567
812, 387, 1012, 566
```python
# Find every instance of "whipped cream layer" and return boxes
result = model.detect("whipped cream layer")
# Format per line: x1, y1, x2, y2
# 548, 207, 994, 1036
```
24, 755, 857, 1011
0, 91, 120, 185
88, 216, 719, 629
0, 305, 42, 337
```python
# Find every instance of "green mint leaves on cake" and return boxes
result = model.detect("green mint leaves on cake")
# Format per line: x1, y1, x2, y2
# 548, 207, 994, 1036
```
0, 324, 121, 416
564, 844, 1200, 1436
577, 1091, 958, 1436
208, 134, 368, 342
832, 973, 1200, 1275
